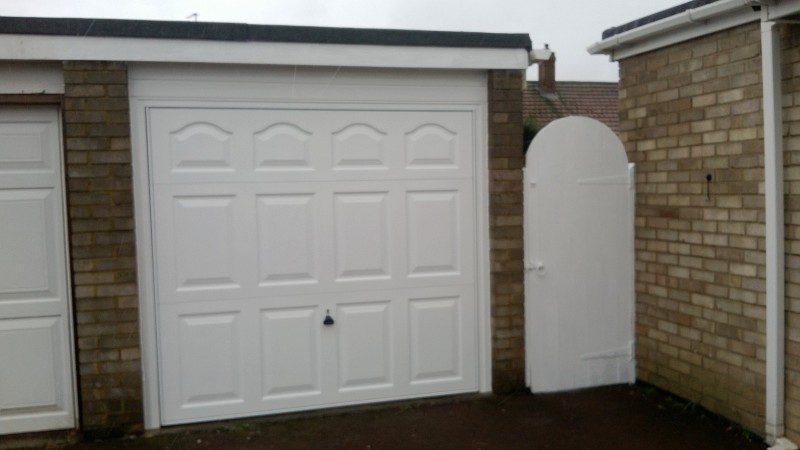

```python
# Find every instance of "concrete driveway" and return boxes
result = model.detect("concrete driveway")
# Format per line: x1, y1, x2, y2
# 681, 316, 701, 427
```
68, 384, 765, 449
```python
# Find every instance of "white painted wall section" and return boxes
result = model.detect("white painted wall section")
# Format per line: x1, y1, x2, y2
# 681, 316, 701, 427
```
0, 62, 64, 94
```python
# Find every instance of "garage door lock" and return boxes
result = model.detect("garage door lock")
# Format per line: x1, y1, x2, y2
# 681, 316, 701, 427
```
323, 310, 335, 326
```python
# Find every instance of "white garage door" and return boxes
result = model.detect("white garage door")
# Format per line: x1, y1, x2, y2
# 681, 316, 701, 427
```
148, 105, 479, 424
0, 107, 75, 434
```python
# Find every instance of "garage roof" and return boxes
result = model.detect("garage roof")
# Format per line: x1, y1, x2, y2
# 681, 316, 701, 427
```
0, 16, 532, 51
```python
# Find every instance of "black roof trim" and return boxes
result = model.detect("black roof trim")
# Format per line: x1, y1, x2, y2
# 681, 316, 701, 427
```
0, 16, 532, 51
601, 0, 720, 40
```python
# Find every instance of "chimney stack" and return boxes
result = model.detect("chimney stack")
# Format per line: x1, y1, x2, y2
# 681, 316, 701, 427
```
538, 44, 556, 94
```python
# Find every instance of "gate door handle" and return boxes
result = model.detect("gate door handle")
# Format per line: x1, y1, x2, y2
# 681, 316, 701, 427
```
323, 310, 335, 326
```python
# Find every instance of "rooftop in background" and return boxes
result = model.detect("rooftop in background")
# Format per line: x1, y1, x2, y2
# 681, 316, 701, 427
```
0, 16, 532, 50
523, 81, 619, 133
601, 0, 720, 39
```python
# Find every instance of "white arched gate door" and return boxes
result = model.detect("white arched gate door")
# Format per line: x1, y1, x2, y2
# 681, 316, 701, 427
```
524, 116, 635, 392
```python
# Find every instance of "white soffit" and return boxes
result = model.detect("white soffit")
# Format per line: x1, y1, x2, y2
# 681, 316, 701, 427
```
0, 34, 530, 70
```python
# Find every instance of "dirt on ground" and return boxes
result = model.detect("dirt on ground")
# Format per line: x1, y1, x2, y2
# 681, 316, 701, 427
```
62, 384, 765, 450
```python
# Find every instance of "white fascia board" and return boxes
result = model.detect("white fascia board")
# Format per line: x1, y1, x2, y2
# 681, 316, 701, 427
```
587, 0, 762, 61
0, 34, 530, 70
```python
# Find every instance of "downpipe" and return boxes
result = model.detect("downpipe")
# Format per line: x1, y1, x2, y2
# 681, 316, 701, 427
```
762, 7, 796, 450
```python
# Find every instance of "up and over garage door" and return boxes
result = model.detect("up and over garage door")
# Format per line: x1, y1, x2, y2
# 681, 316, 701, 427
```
131, 65, 487, 425
0, 107, 76, 434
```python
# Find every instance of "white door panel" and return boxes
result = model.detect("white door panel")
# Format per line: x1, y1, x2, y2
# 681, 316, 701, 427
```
0, 189, 58, 300
260, 307, 322, 399
0, 107, 75, 434
157, 288, 475, 423
524, 117, 635, 393
256, 194, 318, 286
175, 312, 245, 407
150, 106, 478, 425
409, 296, 461, 383
336, 301, 393, 391
158, 301, 254, 422
333, 192, 391, 281
153, 180, 474, 303
148, 109, 473, 185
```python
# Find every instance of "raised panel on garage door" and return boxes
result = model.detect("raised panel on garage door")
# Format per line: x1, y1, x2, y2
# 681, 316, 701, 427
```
148, 106, 479, 425
0, 107, 75, 435
257, 194, 318, 286
148, 109, 474, 184
260, 307, 322, 398
333, 192, 390, 281
336, 301, 393, 391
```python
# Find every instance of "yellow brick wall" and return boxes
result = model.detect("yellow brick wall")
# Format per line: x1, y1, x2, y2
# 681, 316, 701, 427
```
488, 70, 527, 392
63, 61, 142, 433
618, 23, 767, 433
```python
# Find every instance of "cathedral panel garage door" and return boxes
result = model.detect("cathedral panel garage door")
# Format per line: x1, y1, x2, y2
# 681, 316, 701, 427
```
134, 66, 484, 425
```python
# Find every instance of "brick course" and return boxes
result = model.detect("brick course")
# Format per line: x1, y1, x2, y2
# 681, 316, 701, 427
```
62, 61, 142, 432
487, 69, 526, 392
618, 23, 767, 432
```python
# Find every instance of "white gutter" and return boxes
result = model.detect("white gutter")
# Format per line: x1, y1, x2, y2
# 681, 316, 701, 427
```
762, 10, 795, 450
587, 0, 762, 60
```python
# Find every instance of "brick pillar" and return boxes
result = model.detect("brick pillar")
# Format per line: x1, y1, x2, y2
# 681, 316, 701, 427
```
537, 52, 556, 94
63, 61, 142, 433
487, 69, 526, 392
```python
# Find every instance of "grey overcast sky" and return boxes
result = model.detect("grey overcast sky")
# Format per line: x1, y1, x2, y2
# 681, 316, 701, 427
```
0, 0, 679, 81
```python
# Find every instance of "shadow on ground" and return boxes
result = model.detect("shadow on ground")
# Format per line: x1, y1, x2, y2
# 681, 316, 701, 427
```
67, 384, 766, 449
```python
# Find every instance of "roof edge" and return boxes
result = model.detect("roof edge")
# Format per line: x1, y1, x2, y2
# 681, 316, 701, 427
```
587, 0, 763, 60
0, 16, 532, 51
600, 0, 721, 40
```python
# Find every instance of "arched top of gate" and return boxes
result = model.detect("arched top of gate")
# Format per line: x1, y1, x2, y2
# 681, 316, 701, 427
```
525, 116, 629, 183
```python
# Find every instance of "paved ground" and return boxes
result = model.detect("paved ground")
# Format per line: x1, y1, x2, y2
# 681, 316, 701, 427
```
66, 384, 765, 449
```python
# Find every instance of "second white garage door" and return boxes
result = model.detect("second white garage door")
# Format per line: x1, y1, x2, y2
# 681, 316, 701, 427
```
148, 106, 479, 424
